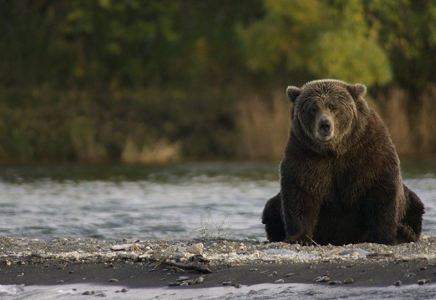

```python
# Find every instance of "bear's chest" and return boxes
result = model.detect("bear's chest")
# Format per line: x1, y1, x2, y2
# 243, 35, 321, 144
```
283, 155, 369, 205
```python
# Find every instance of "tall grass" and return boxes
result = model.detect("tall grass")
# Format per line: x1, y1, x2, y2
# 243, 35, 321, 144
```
121, 138, 181, 164
236, 86, 436, 160
0, 85, 435, 164
236, 90, 290, 160
379, 86, 436, 157
377, 87, 414, 156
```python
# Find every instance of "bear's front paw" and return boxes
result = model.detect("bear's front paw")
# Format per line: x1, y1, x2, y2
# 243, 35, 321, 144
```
284, 234, 313, 246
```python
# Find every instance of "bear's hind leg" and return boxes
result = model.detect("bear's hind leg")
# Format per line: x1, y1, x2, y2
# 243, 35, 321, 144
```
397, 185, 424, 243
262, 193, 286, 242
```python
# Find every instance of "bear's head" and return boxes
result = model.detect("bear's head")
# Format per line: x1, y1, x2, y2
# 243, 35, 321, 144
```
286, 79, 369, 154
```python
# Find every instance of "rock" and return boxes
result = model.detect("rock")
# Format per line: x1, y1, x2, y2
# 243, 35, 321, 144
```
223, 280, 233, 286
194, 276, 204, 284
329, 281, 342, 285
394, 280, 402, 286
187, 243, 204, 255
82, 291, 94, 295
111, 244, 137, 251
108, 278, 118, 282
343, 278, 355, 284
339, 249, 369, 257
117, 252, 139, 261
176, 276, 190, 282
418, 279, 430, 285
139, 253, 152, 260
274, 279, 285, 283
121, 288, 128, 292
314, 276, 330, 282
285, 273, 295, 277
234, 284, 242, 288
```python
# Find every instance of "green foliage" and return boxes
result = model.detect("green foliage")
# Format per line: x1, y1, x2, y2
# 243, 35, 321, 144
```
238, 0, 392, 86
0, 0, 436, 163
365, 0, 436, 91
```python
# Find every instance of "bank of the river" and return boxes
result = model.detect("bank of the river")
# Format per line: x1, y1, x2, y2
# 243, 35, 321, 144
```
0, 236, 435, 291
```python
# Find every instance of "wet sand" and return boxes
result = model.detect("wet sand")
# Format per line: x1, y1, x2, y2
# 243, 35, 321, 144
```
0, 260, 435, 289
0, 236, 435, 290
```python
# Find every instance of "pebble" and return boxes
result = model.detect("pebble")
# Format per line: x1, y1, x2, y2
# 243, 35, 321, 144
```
314, 276, 331, 282
176, 276, 190, 282
329, 281, 342, 285
274, 279, 285, 283
343, 278, 355, 284
234, 284, 242, 288
223, 280, 233, 286
285, 273, 295, 277
108, 278, 118, 282
194, 276, 204, 284
110, 244, 134, 251
418, 279, 431, 285
117, 252, 139, 261
169, 276, 203, 286
121, 288, 128, 293
187, 243, 204, 255
394, 280, 402, 286
82, 291, 94, 295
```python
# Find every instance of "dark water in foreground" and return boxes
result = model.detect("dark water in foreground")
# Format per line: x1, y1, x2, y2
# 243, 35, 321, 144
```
0, 160, 435, 241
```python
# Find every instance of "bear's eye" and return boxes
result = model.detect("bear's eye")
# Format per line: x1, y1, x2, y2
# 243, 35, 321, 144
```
328, 104, 337, 111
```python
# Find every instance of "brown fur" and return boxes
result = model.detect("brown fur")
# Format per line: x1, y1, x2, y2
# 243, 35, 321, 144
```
262, 79, 424, 245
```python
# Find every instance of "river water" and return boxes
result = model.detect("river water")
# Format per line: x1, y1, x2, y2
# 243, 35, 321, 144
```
0, 160, 435, 241
1, 160, 436, 299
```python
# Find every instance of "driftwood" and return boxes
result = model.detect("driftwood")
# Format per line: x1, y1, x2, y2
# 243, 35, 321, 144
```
165, 259, 212, 274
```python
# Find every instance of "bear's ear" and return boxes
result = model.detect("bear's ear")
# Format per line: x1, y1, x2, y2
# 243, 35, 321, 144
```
286, 86, 301, 103
346, 83, 367, 99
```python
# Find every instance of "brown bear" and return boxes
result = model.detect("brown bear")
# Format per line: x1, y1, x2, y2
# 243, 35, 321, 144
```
262, 79, 424, 245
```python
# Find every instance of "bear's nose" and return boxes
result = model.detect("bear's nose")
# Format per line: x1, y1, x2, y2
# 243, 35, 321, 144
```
318, 119, 331, 133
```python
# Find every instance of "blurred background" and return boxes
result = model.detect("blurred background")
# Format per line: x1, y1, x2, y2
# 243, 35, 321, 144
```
1, 0, 436, 164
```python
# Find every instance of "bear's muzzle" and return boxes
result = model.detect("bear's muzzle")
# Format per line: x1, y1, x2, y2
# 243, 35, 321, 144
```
315, 114, 334, 142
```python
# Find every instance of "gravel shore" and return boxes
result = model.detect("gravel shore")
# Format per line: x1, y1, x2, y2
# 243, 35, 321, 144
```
0, 236, 435, 289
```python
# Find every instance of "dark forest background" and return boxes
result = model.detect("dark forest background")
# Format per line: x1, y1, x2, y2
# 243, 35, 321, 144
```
1, 0, 436, 164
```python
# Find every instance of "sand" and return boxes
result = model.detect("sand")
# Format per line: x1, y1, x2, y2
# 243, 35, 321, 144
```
0, 236, 435, 290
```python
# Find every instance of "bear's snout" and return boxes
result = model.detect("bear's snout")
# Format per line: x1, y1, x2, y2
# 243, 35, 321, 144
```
315, 114, 334, 141
319, 119, 331, 133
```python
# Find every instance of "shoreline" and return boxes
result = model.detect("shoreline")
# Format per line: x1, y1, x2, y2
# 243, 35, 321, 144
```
0, 236, 435, 290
